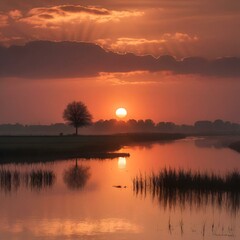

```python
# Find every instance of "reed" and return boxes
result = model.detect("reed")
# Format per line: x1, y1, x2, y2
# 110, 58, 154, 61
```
133, 168, 240, 212
0, 168, 55, 192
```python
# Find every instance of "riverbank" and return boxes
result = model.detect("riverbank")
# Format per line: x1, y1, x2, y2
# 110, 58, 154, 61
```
229, 141, 240, 153
0, 133, 185, 163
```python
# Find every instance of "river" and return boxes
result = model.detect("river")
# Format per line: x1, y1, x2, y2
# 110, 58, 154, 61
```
0, 137, 239, 240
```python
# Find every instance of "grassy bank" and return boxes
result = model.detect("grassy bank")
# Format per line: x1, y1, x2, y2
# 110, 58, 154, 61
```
229, 141, 240, 153
0, 133, 185, 163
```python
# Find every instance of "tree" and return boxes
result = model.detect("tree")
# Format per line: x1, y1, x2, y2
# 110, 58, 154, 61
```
63, 101, 92, 135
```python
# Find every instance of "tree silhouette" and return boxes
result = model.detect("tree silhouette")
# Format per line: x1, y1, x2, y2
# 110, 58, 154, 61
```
63, 101, 92, 135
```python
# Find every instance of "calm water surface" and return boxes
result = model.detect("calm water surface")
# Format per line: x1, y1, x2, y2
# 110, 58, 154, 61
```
0, 137, 240, 240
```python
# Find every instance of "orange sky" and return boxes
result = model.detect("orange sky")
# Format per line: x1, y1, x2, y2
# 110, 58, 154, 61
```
0, 75, 239, 124
0, 0, 239, 124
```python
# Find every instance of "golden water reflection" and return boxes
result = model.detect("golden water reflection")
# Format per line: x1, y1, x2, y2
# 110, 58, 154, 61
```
118, 157, 127, 169
0, 218, 141, 237
0, 138, 239, 240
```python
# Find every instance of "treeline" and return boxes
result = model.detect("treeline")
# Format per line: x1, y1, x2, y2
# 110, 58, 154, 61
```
0, 119, 239, 135
0, 123, 72, 135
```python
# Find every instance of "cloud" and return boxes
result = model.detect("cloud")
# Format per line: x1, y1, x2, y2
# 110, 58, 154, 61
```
9, 10, 22, 20
0, 1, 238, 58
0, 41, 239, 79
0, 14, 8, 27
0, 32, 9, 42
18, 5, 144, 27
98, 71, 175, 85
59, 5, 110, 15
164, 33, 198, 42
97, 38, 165, 48
97, 34, 198, 47
1, 0, 238, 13
96, 34, 198, 56
38, 14, 54, 20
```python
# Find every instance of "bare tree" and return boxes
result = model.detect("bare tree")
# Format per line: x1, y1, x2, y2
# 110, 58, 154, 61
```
63, 101, 92, 135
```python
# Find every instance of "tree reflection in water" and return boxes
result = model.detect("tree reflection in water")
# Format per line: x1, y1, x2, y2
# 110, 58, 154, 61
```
63, 159, 91, 190
0, 168, 55, 192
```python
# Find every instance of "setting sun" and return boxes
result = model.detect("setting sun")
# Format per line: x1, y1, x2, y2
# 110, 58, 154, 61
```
116, 108, 127, 118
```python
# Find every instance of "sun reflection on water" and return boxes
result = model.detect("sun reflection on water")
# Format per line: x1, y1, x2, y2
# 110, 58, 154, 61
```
0, 218, 141, 237
118, 157, 127, 169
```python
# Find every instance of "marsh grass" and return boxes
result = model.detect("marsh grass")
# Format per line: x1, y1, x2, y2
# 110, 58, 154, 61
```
0, 168, 55, 192
133, 168, 240, 212
167, 217, 236, 237
229, 141, 240, 153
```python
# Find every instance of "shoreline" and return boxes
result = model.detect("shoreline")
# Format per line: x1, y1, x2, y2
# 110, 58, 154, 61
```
0, 133, 185, 163
229, 141, 240, 153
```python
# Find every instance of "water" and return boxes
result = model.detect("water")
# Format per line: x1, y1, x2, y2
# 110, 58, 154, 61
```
0, 137, 239, 240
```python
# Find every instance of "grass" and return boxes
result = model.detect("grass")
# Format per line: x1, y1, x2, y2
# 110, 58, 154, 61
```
0, 133, 185, 163
0, 168, 55, 192
229, 141, 240, 153
133, 168, 240, 212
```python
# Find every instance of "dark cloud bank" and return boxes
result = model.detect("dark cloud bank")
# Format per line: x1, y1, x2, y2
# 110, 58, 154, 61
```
0, 41, 239, 78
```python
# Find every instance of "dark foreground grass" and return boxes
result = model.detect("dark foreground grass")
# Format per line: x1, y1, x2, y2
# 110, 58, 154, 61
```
133, 168, 240, 212
229, 141, 240, 153
0, 133, 185, 163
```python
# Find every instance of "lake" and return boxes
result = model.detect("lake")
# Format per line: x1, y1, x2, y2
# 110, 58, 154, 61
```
0, 137, 239, 240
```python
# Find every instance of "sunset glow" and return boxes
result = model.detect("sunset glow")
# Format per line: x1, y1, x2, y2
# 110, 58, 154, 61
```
0, 1, 239, 239
0, 0, 239, 124
115, 108, 127, 118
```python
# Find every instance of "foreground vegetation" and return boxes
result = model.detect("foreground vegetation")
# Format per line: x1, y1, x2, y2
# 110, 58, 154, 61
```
133, 168, 240, 212
229, 141, 240, 153
0, 133, 185, 163
0, 169, 55, 192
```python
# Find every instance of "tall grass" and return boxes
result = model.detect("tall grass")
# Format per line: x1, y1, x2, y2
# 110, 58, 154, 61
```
0, 169, 55, 192
133, 168, 240, 212
229, 141, 240, 153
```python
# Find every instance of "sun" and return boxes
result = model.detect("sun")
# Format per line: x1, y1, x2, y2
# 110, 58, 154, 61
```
116, 107, 127, 118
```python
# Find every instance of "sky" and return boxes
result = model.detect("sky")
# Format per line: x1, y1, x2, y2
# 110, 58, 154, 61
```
0, 0, 239, 124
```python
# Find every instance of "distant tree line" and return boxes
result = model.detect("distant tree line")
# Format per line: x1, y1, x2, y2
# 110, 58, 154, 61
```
0, 119, 239, 135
